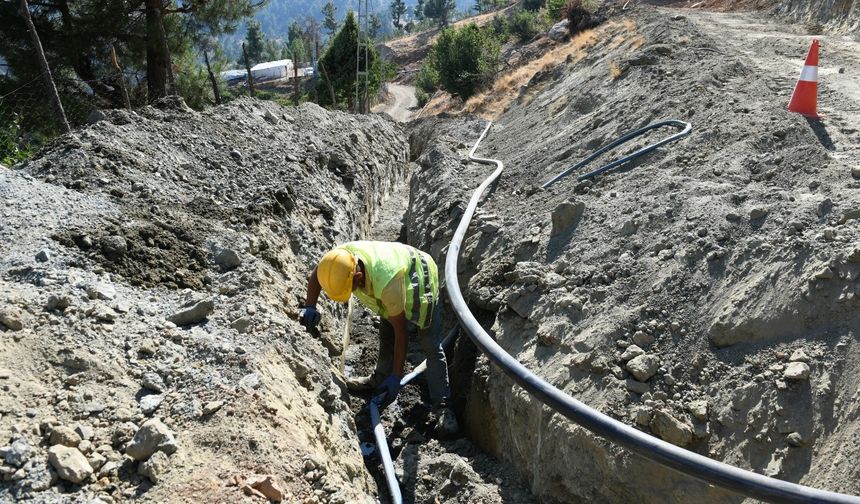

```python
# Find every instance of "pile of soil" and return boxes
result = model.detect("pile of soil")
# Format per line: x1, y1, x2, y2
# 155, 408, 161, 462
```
404, 4, 860, 502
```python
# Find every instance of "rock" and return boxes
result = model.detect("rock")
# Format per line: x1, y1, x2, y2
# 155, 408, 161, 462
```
139, 394, 164, 414
786, 432, 805, 447
139, 338, 158, 356
4, 438, 31, 467
48, 445, 93, 484
814, 267, 834, 280
142, 372, 166, 393
87, 451, 107, 471
849, 247, 860, 263
749, 208, 768, 220
138, 450, 170, 483
0, 309, 24, 331
634, 406, 653, 426
86, 283, 117, 301
840, 208, 860, 224
618, 219, 637, 236
231, 317, 252, 333
551, 201, 585, 237
625, 378, 650, 394
687, 400, 709, 421
620, 344, 645, 362
46, 294, 72, 311
789, 349, 810, 363
35, 249, 51, 262
240, 373, 261, 390
784, 362, 810, 380
230, 149, 243, 161
246, 475, 286, 502
100, 235, 127, 260
202, 401, 224, 416
852, 166, 860, 179
650, 409, 693, 447
214, 248, 241, 271
125, 419, 178, 461
263, 110, 280, 125
50, 425, 82, 447
632, 331, 655, 347
87, 110, 107, 124
626, 354, 660, 382
548, 19, 570, 41
167, 299, 214, 326
817, 198, 833, 217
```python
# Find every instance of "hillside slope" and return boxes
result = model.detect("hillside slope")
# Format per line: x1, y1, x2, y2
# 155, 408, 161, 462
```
405, 5, 860, 502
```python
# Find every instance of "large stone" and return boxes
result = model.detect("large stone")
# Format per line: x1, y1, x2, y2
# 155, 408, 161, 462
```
50, 425, 82, 447
687, 400, 709, 421
551, 201, 585, 237
620, 344, 645, 362
86, 282, 117, 301
214, 248, 241, 272
784, 362, 811, 380
4, 438, 31, 467
48, 445, 93, 484
548, 19, 570, 41
246, 475, 286, 502
142, 372, 166, 393
140, 394, 164, 414
100, 235, 128, 260
0, 309, 24, 331
125, 419, 178, 461
167, 299, 214, 326
138, 450, 170, 483
626, 354, 660, 382
649, 410, 693, 447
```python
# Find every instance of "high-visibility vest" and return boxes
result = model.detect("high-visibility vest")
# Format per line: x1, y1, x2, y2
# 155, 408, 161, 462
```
339, 241, 438, 329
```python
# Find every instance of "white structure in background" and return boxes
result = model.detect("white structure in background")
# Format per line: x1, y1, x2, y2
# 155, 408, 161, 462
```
250, 59, 294, 82
220, 69, 247, 85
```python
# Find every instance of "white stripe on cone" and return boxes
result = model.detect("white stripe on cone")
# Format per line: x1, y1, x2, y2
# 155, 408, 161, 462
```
799, 65, 818, 82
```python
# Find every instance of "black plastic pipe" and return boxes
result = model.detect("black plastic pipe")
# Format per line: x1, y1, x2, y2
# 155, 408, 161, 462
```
445, 121, 860, 504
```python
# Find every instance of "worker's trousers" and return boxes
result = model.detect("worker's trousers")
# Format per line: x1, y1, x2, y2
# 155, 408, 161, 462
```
373, 301, 451, 405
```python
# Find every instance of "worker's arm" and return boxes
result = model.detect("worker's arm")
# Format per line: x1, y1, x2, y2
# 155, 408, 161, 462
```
389, 313, 409, 377
305, 265, 322, 306
299, 266, 322, 328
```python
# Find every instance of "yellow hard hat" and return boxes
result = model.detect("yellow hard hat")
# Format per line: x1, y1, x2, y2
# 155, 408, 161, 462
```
317, 248, 356, 303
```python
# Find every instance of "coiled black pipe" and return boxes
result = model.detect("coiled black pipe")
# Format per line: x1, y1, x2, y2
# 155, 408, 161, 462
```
444, 121, 860, 504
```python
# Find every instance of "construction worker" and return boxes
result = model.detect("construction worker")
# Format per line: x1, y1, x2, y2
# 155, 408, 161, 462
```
299, 240, 458, 436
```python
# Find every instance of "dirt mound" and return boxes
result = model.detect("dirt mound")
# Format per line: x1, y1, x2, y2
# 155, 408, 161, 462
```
406, 4, 860, 502
0, 98, 409, 502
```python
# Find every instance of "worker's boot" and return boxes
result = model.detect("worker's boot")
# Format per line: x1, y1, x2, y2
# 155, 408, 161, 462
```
346, 375, 379, 392
433, 401, 459, 439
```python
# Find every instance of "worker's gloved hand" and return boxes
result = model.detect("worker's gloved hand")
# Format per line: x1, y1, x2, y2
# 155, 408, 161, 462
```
373, 374, 402, 409
298, 305, 320, 329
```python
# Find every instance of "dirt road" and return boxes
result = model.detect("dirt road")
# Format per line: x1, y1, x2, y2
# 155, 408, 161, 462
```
679, 9, 860, 164
374, 83, 418, 122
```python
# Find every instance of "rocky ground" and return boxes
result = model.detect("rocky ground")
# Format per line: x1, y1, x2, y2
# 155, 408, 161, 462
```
0, 97, 410, 503
403, 4, 860, 503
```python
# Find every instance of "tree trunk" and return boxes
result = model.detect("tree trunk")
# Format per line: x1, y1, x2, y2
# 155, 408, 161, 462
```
145, 0, 168, 101
203, 51, 221, 105
19, 0, 70, 133
318, 60, 337, 108
242, 42, 255, 97
111, 46, 132, 110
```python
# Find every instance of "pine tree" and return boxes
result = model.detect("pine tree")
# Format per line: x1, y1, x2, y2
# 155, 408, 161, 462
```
390, 0, 406, 30
243, 20, 266, 65
322, 1, 338, 39
415, 0, 426, 21
423, 0, 456, 27
316, 11, 382, 110
369, 14, 383, 39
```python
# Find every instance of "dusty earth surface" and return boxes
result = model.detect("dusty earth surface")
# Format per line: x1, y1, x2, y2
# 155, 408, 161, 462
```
3, 1, 860, 504
372, 84, 419, 123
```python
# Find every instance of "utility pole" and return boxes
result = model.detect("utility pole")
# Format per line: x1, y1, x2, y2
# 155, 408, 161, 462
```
355, 0, 369, 113
19, 0, 70, 133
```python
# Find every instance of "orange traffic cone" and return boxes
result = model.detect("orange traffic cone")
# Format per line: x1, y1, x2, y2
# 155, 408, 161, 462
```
788, 39, 820, 119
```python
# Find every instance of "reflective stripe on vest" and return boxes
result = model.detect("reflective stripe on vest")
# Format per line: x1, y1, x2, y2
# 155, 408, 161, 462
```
340, 241, 438, 329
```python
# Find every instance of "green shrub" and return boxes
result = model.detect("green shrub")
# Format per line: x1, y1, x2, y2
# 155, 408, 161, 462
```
415, 63, 440, 94
489, 14, 510, 41
430, 23, 500, 99
416, 88, 429, 107
509, 9, 539, 41
0, 114, 33, 166
546, 0, 567, 19
522, 0, 545, 11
